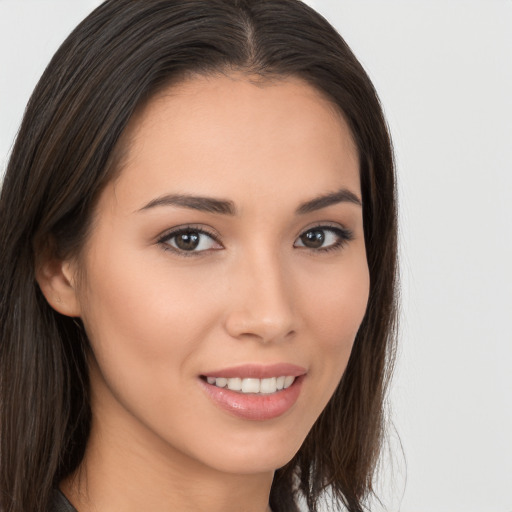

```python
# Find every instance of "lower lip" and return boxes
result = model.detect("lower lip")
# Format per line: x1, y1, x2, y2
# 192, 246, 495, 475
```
199, 376, 304, 421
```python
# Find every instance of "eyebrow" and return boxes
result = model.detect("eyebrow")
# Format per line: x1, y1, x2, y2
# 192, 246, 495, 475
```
137, 187, 361, 216
295, 188, 362, 214
138, 194, 237, 215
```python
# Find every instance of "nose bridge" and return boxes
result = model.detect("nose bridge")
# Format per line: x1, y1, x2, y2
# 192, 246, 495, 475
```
225, 243, 296, 343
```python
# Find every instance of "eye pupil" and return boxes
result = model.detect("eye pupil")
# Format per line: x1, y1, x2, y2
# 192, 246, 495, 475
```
301, 229, 325, 248
175, 231, 200, 250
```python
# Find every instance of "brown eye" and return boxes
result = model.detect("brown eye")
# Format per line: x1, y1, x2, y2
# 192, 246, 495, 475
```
160, 228, 221, 254
174, 231, 200, 251
294, 226, 353, 251
299, 229, 325, 248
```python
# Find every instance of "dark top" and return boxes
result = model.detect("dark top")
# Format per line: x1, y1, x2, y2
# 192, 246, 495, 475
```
50, 490, 78, 512
50, 489, 273, 511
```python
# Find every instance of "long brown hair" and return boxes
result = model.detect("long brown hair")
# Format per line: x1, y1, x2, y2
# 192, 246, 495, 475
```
0, 1, 398, 511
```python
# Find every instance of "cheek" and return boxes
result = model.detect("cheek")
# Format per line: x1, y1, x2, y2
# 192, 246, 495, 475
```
301, 252, 369, 346
77, 243, 221, 395
297, 251, 370, 394
76, 246, 233, 465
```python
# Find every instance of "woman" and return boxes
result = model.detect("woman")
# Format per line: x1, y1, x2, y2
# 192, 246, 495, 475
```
0, 1, 397, 511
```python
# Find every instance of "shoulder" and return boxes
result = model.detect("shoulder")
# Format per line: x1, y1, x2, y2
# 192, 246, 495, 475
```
49, 489, 78, 512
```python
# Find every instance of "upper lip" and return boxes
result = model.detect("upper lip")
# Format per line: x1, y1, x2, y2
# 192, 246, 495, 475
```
201, 363, 307, 379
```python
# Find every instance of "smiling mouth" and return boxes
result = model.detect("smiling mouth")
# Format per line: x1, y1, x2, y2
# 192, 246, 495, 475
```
199, 368, 305, 420
201, 376, 296, 394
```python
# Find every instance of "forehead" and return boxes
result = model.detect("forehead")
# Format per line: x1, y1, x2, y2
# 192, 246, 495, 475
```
108, 73, 360, 211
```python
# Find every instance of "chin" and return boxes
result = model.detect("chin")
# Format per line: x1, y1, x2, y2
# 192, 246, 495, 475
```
184, 423, 308, 476
207, 449, 299, 476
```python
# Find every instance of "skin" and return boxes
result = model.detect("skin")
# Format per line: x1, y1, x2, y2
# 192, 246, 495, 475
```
39, 74, 369, 512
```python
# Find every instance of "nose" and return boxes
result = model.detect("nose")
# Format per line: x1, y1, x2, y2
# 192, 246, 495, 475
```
223, 250, 296, 344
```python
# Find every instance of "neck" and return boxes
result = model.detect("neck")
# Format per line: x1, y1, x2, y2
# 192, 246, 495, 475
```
61, 405, 274, 512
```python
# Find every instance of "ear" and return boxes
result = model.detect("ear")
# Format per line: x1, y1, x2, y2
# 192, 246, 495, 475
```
35, 256, 82, 317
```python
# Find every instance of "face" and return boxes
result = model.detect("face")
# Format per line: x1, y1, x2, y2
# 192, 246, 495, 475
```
71, 74, 369, 476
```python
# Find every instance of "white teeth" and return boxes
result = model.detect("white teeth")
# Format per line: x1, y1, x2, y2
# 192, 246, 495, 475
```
206, 376, 296, 394
284, 376, 295, 389
241, 378, 260, 393
215, 377, 228, 388
227, 377, 242, 391
260, 377, 277, 394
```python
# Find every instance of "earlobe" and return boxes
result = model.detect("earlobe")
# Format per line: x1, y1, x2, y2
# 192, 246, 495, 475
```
36, 258, 82, 317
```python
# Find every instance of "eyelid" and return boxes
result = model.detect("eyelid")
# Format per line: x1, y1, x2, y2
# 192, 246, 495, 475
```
296, 221, 352, 238
294, 223, 354, 251
156, 224, 223, 255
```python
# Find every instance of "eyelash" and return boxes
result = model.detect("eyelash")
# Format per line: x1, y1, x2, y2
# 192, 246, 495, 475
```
295, 225, 354, 253
157, 225, 221, 257
157, 224, 354, 257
